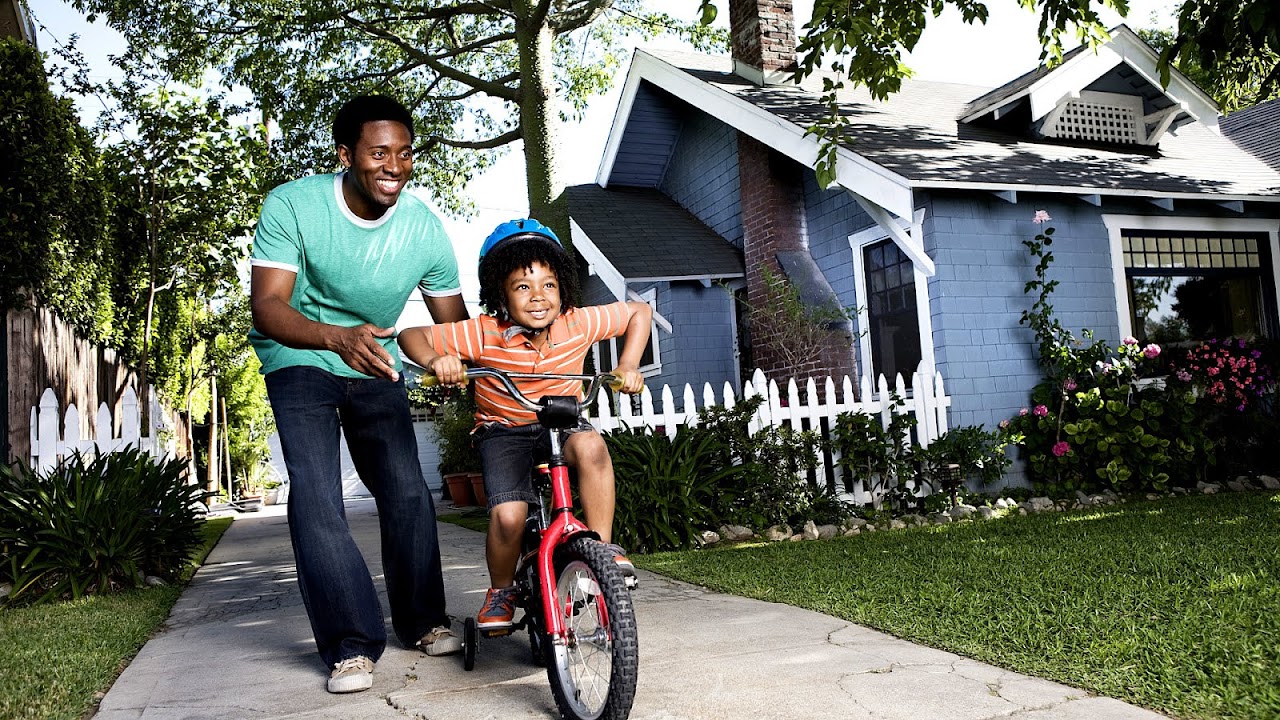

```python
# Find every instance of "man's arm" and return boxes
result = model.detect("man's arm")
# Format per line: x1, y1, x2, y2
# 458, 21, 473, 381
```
610, 301, 652, 394
424, 293, 469, 323
250, 265, 400, 380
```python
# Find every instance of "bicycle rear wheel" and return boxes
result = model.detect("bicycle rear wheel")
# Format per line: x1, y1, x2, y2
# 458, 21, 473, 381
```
546, 537, 638, 720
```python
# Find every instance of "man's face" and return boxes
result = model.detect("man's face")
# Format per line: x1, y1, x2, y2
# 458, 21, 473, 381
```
337, 120, 413, 220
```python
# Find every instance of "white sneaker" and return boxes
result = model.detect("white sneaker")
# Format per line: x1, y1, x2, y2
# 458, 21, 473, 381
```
327, 655, 374, 693
418, 625, 463, 656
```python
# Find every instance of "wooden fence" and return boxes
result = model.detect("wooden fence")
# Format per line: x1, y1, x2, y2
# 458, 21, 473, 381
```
28, 386, 174, 472
585, 367, 951, 504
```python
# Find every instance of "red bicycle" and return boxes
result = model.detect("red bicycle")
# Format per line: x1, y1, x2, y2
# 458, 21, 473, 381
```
423, 367, 639, 720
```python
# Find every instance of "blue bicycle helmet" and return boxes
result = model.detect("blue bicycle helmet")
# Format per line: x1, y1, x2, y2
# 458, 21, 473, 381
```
478, 218, 561, 269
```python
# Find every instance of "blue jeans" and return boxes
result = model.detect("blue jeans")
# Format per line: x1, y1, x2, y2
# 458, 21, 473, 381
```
265, 366, 449, 666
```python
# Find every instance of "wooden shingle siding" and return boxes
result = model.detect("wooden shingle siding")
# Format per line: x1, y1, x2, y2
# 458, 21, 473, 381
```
660, 110, 744, 248
645, 281, 740, 390
609, 83, 684, 188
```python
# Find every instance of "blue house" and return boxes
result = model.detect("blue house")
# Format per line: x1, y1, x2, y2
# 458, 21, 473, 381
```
564, 3, 1280, 440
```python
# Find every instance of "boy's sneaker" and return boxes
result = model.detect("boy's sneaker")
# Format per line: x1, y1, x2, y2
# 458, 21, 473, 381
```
603, 543, 636, 576
417, 625, 462, 656
327, 655, 374, 694
477, 586, 517, 629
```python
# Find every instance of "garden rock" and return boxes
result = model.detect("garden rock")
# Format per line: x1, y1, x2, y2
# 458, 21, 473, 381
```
817, 524, 839, 539
719, 524, 754, 542
789, 533, 804, 542
898, 513, 925, 526
1260, 475, 1280, 490
801, 520, 820, 541
699, 530, 721, 546
842, 527, 860, 536
144, 575, 167, 587
889, 519, 906, 530
764, 525, 792, 542
841, 517, 868, 530
928, 512, 951, 524
976, 506, 995, 520
0, 583, 9, 600
995, 498, 1010, 509
948, 504, 976, 520
1196, 482, 1222, 495
1226, 480, 1248, 493
1027, 497, 1055, 512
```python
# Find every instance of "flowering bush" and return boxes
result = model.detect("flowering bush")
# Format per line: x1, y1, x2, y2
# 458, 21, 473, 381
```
1008, 211, 1213, 494
1168, 338, 1274, 410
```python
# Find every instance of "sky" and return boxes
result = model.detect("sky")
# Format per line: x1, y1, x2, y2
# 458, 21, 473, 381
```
28, 0, 1177, 324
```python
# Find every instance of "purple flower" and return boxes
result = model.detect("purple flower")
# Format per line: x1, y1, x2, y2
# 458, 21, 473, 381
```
1033, 210, 1052, 224
1238, 339, 1247, 349
1052, 441, 1071, 457
1122, 336, 1139, 346
1063, 378, 1077, 391
1143, 344, 1161, 359
1251, 350, 1262, 359
1176, 370, 1192, 382
1033, 404, 1049, 417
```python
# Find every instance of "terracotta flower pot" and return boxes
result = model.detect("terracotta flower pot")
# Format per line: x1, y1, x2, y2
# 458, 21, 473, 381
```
443, 472, 475, 507
468, 472, 488, 507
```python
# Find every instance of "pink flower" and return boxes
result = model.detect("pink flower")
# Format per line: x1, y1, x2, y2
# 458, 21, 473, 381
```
998, 419, 1010, 429
1052, 441, 1071, 457
1143, 344, 1161, 359
1032, 210, 1052, 224
1032, 404, 1048, 417
1122, 336, 1138, 346
1063, 378, 1077, 391
1176, 370, 1192, 382
1019, 408, 1029, 416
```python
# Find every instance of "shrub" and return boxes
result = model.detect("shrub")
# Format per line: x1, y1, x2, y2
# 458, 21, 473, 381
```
916, 424, 1014, 503
830, 396, 919, 511
606, 427, 737, 553
0, 448, 206, 605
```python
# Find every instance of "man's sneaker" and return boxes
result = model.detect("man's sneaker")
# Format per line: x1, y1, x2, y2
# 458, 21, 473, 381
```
327, 655, 374, 694
477, 586, 517, 629
417, 625, 462, 656
603, 543, 636, 576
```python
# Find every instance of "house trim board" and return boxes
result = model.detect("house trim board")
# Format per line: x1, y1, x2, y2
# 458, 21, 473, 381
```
569, 218, 674, 334
910, 180, 1279, 205
848, 191, 936, 277
604, 51, 917, 220
1101, 214, 1280, 339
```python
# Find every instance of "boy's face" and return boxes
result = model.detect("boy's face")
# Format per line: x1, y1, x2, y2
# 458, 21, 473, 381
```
503, 261, 561, 330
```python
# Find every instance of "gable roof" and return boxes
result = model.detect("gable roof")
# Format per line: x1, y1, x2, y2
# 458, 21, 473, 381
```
1221, 98, 1280, 173
599, 43, 1280, 219
566, 184, 743, 282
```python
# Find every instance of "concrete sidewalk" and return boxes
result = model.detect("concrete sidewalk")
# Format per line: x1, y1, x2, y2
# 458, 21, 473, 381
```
95, 498, 1166, 719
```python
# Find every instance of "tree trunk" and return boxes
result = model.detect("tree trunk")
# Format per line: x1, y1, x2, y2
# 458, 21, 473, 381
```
515, 2, 569, 251
207, 373, 220, 500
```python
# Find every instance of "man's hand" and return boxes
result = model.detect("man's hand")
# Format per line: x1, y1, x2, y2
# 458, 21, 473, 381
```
427, 354, 468, 386
330, 324, 400, 381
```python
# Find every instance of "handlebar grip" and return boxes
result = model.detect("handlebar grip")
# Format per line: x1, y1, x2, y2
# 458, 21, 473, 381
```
605, 374, 624, 392
419, 374, 440, 388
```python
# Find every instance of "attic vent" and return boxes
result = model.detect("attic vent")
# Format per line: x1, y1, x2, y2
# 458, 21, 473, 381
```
1042, 91, 1145, 145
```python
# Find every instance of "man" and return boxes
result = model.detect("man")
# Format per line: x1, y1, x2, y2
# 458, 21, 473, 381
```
249, 95, 466, 694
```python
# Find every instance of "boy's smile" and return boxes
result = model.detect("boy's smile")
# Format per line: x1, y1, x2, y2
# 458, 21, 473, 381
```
504, 261, 561, 334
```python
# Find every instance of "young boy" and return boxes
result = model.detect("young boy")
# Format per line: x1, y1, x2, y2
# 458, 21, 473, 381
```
399, 218, 652, 629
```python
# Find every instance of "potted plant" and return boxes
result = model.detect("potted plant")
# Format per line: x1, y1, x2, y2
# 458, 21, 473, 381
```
433, 389, 481, 506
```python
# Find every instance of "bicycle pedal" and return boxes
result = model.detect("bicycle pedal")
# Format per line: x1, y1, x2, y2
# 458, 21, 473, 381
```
481, 627, 514, 638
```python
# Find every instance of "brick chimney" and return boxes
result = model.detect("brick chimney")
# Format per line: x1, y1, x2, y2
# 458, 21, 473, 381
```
728, 0, 798, 85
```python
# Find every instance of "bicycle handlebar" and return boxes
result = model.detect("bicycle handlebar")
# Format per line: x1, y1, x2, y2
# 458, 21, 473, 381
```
418, 367, 625, 412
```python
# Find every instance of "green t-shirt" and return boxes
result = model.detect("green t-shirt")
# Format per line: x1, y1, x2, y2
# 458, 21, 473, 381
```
249, 172, 461, 378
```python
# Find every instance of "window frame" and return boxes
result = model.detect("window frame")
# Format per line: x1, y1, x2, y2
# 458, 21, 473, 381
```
850, 224, 934, 386
1103, 215, 1280, 341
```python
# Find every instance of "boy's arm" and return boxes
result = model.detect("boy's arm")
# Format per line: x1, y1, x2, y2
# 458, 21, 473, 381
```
398, 327, 467, 386
610, 301, 653, 393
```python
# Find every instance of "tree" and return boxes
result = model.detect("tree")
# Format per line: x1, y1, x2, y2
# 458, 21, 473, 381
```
1149, 4, 1280, 113
72, 0, 720, 240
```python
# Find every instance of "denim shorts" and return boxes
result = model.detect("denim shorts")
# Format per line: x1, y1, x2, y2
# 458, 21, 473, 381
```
473, 420, 594, 510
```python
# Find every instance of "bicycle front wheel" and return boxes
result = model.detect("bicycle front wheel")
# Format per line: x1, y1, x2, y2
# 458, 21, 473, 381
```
546, 537, 638, 720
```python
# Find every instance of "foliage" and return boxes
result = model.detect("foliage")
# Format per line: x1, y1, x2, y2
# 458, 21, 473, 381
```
0, 516, 230, 720
1009, 212, 1214, 494
432, 388, 482, 475
830, 396, 920, 511
605, 426, 734, 552
211, 296, 275, 488
0, 448, 207, 606
71, 0, 722, 232
916, 425, 1014, 498
0, 38, 115, 338
1159, 0, 1280, 111
639, 492, 1280, 720
692, 396, 846, 529
1169, 337, 1276, 410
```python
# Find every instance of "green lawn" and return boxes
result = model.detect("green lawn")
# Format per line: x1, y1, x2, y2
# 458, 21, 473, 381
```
636, 492, 1280, 720
0, 516, 233, 720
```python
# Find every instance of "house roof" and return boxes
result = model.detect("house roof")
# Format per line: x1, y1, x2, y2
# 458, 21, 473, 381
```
566, 184, 744, 282
1221, 98, 1280, 173
599, 46, 1280, 217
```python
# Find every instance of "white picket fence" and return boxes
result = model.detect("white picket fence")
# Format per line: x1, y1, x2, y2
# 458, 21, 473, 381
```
585, 367, 951, 503
29, 387, 172, 472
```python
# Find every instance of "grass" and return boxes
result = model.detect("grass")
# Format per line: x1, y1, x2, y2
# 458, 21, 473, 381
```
437, 507, 491, 533
636, 492, 1280, 720
0, 516, 233, 720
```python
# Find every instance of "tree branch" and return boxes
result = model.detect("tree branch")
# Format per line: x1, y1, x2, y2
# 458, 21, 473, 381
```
548, 0, 613, 34
419, 127, 521, 154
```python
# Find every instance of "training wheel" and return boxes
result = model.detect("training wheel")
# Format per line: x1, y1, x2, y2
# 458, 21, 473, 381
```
462, 616, 477, 671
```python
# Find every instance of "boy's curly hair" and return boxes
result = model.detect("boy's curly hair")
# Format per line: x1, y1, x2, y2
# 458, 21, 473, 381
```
478, 236, 578, 321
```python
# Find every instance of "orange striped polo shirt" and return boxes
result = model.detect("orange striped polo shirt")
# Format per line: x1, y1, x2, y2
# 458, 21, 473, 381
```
425, 302, 635, 427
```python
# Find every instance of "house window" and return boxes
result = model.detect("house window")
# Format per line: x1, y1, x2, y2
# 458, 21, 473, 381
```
863, 239, 921, 385
592, 288, 660, 375
1122, 231, 1275, 345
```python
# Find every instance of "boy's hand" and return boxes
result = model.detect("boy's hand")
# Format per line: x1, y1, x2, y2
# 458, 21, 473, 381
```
611, 366, 645, 394
428, 354, 468, 386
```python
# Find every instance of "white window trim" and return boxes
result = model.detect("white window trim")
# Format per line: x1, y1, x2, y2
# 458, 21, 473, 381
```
849, 224, 937, 388
598, 288, 662, 378
1103, 215, 1280, 340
